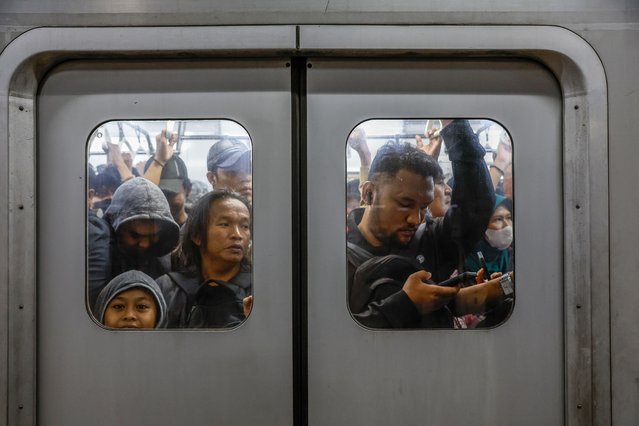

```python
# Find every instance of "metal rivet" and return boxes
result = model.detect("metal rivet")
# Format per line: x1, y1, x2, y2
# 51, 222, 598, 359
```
18, 404, 24, 410
576, 304, 581, 309
19, 305, 24, 310
577, 404, 583, 409
307, 63, 313, 68
18, 106, 24, 111
285, 62, 291, 68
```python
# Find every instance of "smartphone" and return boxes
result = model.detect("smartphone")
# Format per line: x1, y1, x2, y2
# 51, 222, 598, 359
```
438, 272, 477, 287
477, 251, 488, 280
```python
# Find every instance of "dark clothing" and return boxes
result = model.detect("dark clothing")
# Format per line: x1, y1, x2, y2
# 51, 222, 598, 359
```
350, 255, 454, 328
465, 239, 512, 276
104, 177, 180, 258
88, 178, 180, 312
88, 210, 113, 309
347, 119, 494, 328
94, 270, 168, 328
156, 269, 251, 328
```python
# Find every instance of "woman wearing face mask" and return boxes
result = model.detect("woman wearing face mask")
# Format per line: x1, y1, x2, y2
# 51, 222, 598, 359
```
465, 195, 513, 275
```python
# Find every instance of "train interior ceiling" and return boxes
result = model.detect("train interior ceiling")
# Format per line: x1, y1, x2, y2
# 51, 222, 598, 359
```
1, 1, 638, 425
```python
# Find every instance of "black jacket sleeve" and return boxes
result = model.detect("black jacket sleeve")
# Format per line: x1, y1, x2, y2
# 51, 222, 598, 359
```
87, 212, 113, 311
419, 119, 495, 281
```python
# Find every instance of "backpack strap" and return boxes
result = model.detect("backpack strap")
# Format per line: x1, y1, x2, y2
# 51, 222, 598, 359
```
347, 242, 375, 269
166, 272, 201, 314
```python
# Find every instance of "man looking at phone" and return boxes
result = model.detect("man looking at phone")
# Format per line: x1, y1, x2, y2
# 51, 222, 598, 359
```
347, 119, 507, 328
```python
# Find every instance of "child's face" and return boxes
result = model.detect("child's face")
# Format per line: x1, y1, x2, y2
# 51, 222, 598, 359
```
103, 287, 158, 329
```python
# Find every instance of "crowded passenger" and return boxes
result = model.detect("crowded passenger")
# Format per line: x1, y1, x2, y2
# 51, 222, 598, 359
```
88, 177, 180, 311
143, 130, 192, 226
347, 119, 508, 328
206, 139, 253, 202
346, 179, 361, 216
94, 270, 168, 329
156, 190, 252, 328
347, 127, 372, 189
489, 130, 513, 196
415, 121, 444, 161
466, 195, 514, 275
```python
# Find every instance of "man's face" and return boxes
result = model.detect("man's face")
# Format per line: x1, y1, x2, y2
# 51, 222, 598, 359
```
116, 219, 161, 258
207, 156, 252, 201
165, 190, 186, 219
428, 177, 452, 218
163, 185, 190, 225
366, 169, 434, 247
196, 197, 251, 267
103, 287, 158, 329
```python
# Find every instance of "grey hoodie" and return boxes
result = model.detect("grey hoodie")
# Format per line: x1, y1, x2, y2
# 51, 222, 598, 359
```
104, 177, 180, 258
94, 270, 168, 328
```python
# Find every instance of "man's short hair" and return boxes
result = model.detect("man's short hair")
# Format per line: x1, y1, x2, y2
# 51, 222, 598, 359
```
206, 139, 251, 172
368, 141, 442, 183
143, 155, 191, 194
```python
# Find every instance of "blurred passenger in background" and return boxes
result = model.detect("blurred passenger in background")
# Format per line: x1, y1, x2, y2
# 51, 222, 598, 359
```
346, 179, 361, 217
144, 130, 192, 226
489, 131, 512, 197
427, 173, 452, 219
206, 139, 252, 202
347, 127, 371, 189
466, 195, 513, 275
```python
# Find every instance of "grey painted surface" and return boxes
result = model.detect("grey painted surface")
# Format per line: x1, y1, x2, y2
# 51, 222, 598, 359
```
586, 27, 639, 426
0, 25, 296, 426
37, 60, 293, 425
302, 25, 610, 426
0, 0, 637, 30
306, 59, 563, 425
0, 22, 617, 426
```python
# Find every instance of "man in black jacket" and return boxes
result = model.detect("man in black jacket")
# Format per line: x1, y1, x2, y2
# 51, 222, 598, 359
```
156, 190, 252, 328
347, 119, 506, 328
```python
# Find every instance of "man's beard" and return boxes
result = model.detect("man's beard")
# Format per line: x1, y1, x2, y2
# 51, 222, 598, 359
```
369, 210, 414, 251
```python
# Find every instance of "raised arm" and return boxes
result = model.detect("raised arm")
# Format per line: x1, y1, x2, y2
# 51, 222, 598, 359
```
422, 119, 495, 276
144, 129, 177, 185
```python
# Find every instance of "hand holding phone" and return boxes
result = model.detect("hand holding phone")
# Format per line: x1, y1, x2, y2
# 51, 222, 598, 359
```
438, 272, 477, 287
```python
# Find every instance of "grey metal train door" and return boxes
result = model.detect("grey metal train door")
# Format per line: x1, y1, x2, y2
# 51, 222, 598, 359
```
306, 59, 563, 425
37, 60, 293, 424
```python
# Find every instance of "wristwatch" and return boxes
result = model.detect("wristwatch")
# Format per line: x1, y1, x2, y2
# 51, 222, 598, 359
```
499, 273, 514, 297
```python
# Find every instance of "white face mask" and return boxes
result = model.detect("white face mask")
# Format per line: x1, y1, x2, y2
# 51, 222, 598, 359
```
485, 226, 513, 250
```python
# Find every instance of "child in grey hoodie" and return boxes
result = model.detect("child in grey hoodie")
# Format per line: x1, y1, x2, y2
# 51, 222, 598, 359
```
94, 270, 168, 329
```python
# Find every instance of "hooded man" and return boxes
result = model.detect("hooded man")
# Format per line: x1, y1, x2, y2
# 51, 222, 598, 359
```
88, 177, 180, 310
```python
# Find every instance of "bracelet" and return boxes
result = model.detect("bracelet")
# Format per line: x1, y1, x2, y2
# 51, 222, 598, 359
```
490, 164, 504, 175
153, 158, 166, 168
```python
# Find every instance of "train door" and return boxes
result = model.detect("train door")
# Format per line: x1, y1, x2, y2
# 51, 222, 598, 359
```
37, 60, 293, 424
306, 59, 563, 425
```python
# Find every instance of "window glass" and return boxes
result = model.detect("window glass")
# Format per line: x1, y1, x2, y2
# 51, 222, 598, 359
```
346, 118, 513, 329
87, 119, 253, 330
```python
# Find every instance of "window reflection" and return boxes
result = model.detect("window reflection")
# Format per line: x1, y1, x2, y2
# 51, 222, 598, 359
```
87, 120, 253, 329
346, 119, 514, 329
